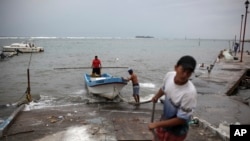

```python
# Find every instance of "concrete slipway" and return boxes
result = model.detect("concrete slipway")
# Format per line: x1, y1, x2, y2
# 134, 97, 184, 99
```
0, 52, 250, 141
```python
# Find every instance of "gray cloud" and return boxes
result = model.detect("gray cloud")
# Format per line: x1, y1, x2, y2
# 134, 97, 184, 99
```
0, 0, 249, 39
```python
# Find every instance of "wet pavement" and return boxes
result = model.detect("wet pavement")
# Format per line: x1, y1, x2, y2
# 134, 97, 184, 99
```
1, 52, 250, 141
192, 53, 250, 140
0, 103, 223, 141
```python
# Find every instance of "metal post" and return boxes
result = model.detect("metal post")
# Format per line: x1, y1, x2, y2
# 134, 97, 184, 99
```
240, 0, 249, 62
239, 14, 244, 52
151, 102, 159, 141
234, 35, 237, 44
26, 68, 32, 102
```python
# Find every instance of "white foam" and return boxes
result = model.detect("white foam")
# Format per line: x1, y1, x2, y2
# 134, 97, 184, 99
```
24, 100, 84, 110
72, 89, 86, 95
22, 95, 62, 110
23, 104, 31, 111
140, 94, 155, 102
139, 83, 155, 88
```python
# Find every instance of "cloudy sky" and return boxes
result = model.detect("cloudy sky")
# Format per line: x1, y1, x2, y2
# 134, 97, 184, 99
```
0, 0, 249, 39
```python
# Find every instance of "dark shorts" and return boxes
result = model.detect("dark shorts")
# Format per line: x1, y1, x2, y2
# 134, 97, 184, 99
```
92, 68, 101, 75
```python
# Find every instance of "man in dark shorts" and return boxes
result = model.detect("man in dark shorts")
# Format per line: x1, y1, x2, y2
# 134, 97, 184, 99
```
91, 56, 102, 76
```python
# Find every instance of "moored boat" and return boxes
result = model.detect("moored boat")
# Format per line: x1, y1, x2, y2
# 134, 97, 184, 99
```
84, 73, 127, 99
2, 42, 44, 53
1, 50, 17, 58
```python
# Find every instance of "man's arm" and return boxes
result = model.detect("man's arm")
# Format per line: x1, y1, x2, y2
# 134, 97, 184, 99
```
125, 75, 132, 81
99, 60, 102, 68
121, 75, 132, 82
151, 88, 164, 103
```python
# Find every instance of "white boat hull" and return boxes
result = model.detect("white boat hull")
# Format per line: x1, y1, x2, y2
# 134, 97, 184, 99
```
3, 47, 44, 53
87, 83, 127, 99
2, 43, 44, 53
84, 73, 127, 99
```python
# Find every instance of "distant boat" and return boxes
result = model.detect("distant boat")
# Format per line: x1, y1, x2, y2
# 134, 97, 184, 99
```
84, 73, 127, 99
0, 51, 17, 58
2, 42, 44, 53
135, 36, 154, 38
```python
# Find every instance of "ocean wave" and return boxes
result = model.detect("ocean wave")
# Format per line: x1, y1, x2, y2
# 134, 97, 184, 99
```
139, 83, 155, 88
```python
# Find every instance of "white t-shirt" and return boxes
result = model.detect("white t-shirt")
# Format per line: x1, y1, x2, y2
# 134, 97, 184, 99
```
161, 71, 197, 122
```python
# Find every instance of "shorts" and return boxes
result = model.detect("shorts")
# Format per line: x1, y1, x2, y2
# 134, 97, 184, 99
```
154, 127, 187, 141
133, 85, 139, 96
92, 68, 101, 75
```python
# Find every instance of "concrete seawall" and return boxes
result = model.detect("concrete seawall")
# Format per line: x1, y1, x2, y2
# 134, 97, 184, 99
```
0, 105, 24, 137
192, 52, 250, 140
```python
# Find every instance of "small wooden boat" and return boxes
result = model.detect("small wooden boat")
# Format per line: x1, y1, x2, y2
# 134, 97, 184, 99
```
84, 73, 127, 99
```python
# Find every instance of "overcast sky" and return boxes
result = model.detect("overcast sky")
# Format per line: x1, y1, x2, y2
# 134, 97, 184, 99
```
0, 0, 249, 39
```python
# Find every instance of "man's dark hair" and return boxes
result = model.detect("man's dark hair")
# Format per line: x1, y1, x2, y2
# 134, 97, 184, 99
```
176, 55, 196, 72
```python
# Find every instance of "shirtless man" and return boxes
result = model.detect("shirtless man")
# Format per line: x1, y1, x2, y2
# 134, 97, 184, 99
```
124, 69, 140, 103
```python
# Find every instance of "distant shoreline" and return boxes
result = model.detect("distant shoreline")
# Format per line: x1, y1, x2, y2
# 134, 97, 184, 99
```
0, 36, 249, 42
135, 36, 154, 38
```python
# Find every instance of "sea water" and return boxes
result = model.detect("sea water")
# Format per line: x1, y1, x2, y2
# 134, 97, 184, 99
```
0, 37, 250, 112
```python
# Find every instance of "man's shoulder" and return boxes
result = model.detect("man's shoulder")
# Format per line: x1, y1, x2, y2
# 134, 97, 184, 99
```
132, 73, 138, 78
187, 81, 196, 91
164, 71, 175, 79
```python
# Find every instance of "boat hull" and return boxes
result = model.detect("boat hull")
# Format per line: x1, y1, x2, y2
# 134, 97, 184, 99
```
88, 83, 127, 99
2, 43, 44, 53
84, 73, 127, 99
3, 47, 44, 53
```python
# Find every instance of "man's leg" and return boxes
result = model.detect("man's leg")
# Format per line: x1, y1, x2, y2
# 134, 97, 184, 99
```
135, 86, 140, 103
137, 95, 140, 103
97, 68, 101, 75
133, 95, 137, 103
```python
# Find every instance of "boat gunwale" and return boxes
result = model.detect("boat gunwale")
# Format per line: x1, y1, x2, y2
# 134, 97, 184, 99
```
84, 73, 127, 87
87, 82, 127, 87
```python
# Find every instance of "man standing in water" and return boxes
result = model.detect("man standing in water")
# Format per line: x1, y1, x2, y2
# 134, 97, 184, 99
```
91, 56, 102, 76
124, 69, 140, 103
148, 55, 197, 141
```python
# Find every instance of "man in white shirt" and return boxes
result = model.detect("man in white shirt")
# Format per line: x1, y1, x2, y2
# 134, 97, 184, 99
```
148, 55, 197, 141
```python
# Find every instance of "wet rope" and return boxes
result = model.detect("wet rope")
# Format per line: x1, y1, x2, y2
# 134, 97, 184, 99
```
9, 51, 34, 106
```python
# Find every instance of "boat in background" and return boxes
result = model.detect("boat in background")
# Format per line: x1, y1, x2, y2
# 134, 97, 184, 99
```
2, 42, 44, 53
84, 73, 127, 99
0, 50, 17, 59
